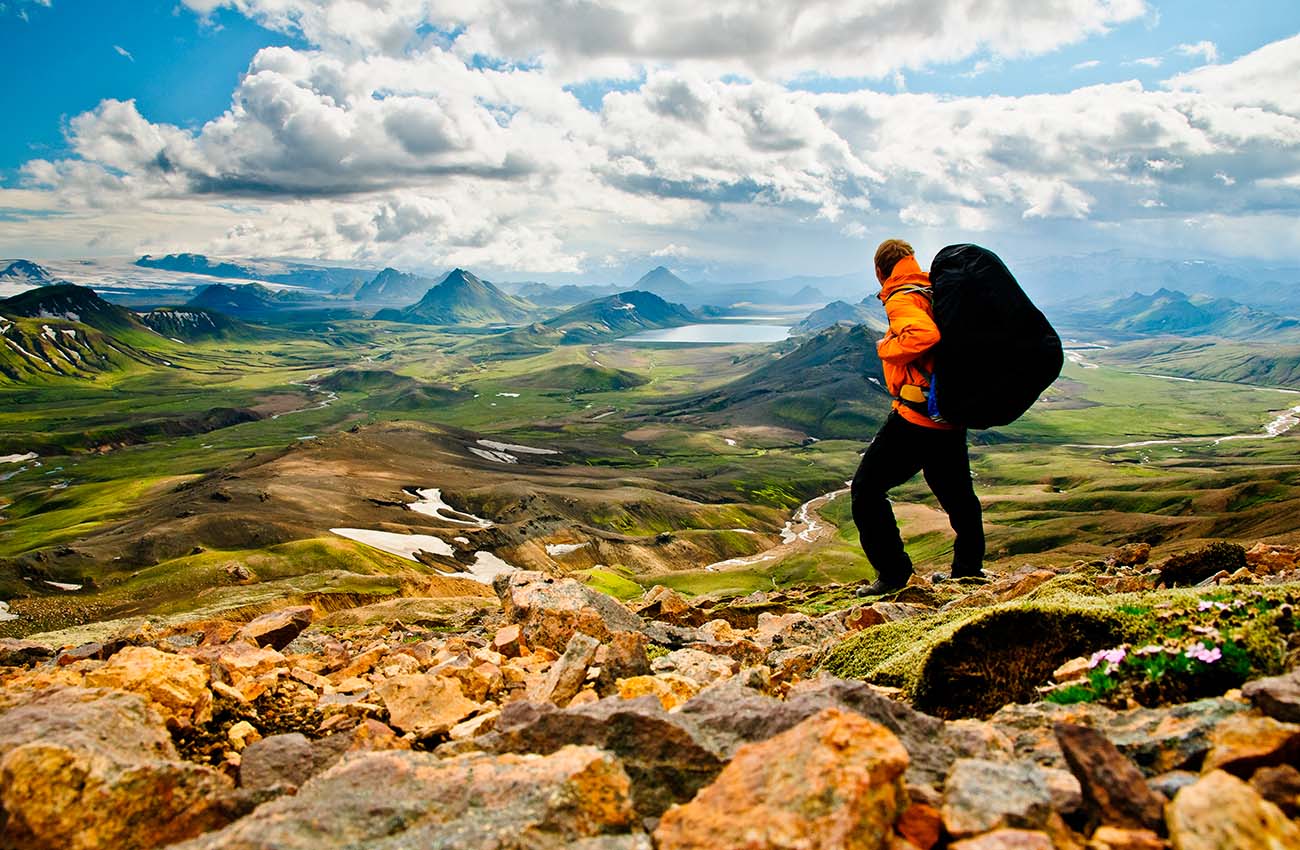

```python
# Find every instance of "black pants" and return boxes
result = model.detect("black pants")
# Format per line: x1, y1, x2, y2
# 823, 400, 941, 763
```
851, 412, 984, 582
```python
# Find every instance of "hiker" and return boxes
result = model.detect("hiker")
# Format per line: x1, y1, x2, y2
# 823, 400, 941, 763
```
852, 239, 985, 595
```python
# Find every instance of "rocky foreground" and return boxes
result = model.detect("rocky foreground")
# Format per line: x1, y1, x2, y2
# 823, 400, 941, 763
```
3, 544, 1300, 849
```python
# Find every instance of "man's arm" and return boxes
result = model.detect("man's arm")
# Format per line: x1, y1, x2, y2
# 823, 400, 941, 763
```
877, 294, 940, 364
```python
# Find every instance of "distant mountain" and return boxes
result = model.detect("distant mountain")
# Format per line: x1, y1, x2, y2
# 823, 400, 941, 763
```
791, 300, 887, 336
185, 283, 316, 318
0, 283, 148, 335
658, 323, 889, 439
0, 285, 168, 382
1063, 288, 1300, 340
462, 290, 696, 359
512, 363, 649, 394
0, 260, 60, 287
508, 281, 623, 308
353, 267, 441, 304
789, 285, 829, 304
137, 253, 257, 280
136, 253, 375, 293
631, 266, 693, 300
374, 269, 533, 325
138, 308, 254, 342
541, 290, 695, 343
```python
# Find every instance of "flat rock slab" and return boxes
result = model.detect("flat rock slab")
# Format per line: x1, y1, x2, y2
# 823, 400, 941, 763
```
942, 759, 1054, 839
170, 746, 637, 850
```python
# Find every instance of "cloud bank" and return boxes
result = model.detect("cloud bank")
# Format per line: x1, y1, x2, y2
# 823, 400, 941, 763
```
4, 1, 1299, 276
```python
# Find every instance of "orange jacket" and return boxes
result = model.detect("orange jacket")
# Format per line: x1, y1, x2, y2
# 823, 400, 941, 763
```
876, 255, 952, 430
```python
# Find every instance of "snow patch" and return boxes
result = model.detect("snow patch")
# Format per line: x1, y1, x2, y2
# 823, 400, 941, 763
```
477, 439, 558, 455
0, 601, 16, 622
407, 488, 494, 528
469, 446, 517, 464
0, 453, 37, 464
44, 580, 82, 591
496, 392, 520, 398
331, 528, 454, 559
546, 542, 588, 557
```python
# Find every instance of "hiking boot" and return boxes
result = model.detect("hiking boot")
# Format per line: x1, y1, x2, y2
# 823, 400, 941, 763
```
856, 572, 913, 597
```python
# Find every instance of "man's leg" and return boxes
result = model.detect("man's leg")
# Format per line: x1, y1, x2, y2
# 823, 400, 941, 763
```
922, 429, 985, 577
851, 413, 926, 585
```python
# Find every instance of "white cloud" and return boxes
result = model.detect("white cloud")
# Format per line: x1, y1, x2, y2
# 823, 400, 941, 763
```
181, 0, 1149, 80
113, 45, 135, 62
6, 6, 1300, 274
1072, 60, 1101, 71
1177, 40, 1218, 64
1129, 56, 1163, 68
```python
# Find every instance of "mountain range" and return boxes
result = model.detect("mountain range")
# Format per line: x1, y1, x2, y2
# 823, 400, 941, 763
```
1062, 288, 1300, 340
374, 269, 533, 325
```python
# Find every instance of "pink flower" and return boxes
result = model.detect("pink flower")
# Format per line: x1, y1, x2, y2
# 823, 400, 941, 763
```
1184, 643, 1222, 664
1089, 647, 1127, 669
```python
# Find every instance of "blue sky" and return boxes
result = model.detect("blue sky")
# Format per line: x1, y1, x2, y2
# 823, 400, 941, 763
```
1, 1, 1298, 279
0, 1, 302, 179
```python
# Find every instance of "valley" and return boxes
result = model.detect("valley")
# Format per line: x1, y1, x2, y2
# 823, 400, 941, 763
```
2, 268, 1299, 641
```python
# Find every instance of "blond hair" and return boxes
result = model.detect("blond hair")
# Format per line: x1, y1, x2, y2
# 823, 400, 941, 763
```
874, 239, 915, 279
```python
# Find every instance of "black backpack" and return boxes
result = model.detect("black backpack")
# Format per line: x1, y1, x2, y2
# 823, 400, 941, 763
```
926, 244, 1063, 429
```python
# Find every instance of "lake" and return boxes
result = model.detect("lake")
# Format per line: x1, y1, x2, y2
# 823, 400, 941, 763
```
620, 323, 792, 343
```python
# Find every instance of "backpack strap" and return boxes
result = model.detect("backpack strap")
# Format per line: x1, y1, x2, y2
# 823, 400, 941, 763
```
883, 285, 933, 304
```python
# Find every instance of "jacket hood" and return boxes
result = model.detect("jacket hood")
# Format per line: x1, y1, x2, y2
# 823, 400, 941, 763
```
877, 255, 929, 302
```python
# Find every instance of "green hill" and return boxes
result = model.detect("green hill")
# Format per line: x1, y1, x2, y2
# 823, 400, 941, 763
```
316, 368, 470, 409
541, 290, 695, 343
373, 269, 532, 325
139, 308, 256, 342
0, 283, 148, 337
658, 323, 890, 438
513, 363, 650, 393
0, 315, 164, 383
1097, 339, 1300, 388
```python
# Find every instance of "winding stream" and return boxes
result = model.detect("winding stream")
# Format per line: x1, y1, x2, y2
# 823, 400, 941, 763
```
705, 485, 850, 572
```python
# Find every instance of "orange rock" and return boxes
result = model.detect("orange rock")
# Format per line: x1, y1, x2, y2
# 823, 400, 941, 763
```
949, 830, 1054, 850
493, 624, 525, 658
896, 802, 942, 849
83, 646, 212, 728
1202, 713, 1300, 777
616, 674, 700, 710
653, 707, 909, 850
1086, 826, 1165, 850
377, 673, 482, 736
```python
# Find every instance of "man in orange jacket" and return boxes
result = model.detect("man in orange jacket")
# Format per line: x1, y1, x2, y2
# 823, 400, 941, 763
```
852, 239, 985, 595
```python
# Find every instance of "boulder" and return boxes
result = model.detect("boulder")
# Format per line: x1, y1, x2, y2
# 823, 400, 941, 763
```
616, 674, 701, 710
653, 708, 909, 850
1155, 542, 1247, 588
479, 695, 725, 818
1201, 713, 1300, 777
239, 733, 315, 791
650, 647, 738, 685
1242, 669, 1300, 723
233, 606, 314, 650
1165, 769, 1300, 850
1109, 543, 1152, 568
169, 746, 636, 850
494, 571, 644, 651
1054, 722, 1166, 832
1249, 764, 1300, 818
492, 623, 526, 657
941, 759, 1054, 839
990, 697, 1246, 775
0, 687, 234, 850
595, 630, 652, 684
534, 631, 600, 706
82, 645, 213, 727
376, 673, 483, 736
677, 675, 958, 788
